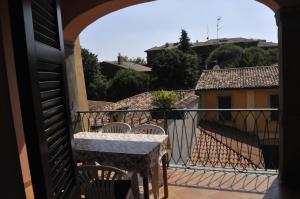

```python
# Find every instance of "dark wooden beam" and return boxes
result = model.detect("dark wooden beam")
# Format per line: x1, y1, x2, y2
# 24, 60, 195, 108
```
0, 22, 26, 199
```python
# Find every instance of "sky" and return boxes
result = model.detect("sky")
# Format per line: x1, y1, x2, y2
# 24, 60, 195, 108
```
79, 0, 277, 61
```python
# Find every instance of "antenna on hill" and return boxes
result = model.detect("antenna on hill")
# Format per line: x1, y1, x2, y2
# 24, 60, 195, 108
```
206, 24, 210, 41
217, 17, 222, 43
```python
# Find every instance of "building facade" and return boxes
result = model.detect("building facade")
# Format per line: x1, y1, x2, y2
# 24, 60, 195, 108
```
195, 66, 279, 140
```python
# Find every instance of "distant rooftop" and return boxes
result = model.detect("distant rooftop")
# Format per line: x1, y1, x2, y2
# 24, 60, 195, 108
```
145, 37, 278, 52
195, 66, 279, 91
89, 91, 199, 111
101, 61, 151, 72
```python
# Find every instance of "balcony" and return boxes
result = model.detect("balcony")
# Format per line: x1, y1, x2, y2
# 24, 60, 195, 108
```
75, 109, 279, 198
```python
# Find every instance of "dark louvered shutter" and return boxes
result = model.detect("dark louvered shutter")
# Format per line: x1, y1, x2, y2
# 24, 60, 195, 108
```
9, 0, 78, 198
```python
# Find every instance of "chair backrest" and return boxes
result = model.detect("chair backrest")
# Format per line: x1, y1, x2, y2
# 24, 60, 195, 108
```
77, 165, 131, 199
102, 122, 131, 133
131, 124, 165, 135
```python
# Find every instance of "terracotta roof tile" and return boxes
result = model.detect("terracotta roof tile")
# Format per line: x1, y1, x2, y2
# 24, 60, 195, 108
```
97, 91, 199, 111
195, 66, 279, 91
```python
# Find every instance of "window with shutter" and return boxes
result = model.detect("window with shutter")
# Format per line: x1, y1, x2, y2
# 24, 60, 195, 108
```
9, 0, 78, 198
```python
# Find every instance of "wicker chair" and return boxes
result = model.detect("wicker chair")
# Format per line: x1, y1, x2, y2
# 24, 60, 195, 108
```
102, 122, 131, 133
78, 165, 132, 199
131, 124, 165, 135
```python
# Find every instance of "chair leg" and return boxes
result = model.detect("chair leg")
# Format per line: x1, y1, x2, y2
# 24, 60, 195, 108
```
150, 164, 159, 199
143, 177, 149, 199
128, 171, 140, 199
162, 154, 169, 198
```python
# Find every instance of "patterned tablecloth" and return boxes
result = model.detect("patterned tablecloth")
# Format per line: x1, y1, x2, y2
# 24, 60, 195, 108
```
73, 132, 170, 175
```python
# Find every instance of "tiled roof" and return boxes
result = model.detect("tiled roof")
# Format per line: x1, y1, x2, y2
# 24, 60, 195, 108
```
191, 122, 264, 169
87, 91, 199, 128
90, 91, 199, 111
102, 61, 151, 72
145, 38, 277, 52
88, 101, 113, 111
195, 66, 279, 91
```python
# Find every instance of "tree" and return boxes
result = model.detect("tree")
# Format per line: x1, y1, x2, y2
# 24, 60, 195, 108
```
107, 69, 149, 101
89, 75, 108, 100
206, 44, 279, 69
81, 48, 108, 100
151, 49, 200, 90
239, 47, 278, 67
239, 47, 266, 67
206, 44, 243, 69
81, 48, 101, 87
123, 56, 147, 65
178, 29, 192, 53
264, 48, 278, 65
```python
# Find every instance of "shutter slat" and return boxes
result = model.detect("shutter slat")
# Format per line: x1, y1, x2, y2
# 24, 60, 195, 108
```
32, 0, 56, 20
49, 141, 69, 163
42, 97, 63, 110
58, 177, 74, 199
38, 72, 61, 81
51, 155, 71, 180
32, 0, 59, 48
34, 31, 58, 48
47, 127, 66, 145
38, 61, 61, 72
44, 120, 65, 137
32, 0, 55, 15
48, 135, 67, 154
40, 89, 62, 101
52, 170, 73, 198
43, 105, 64, 119
44, 112, 65, 128
39, 81, 61, 91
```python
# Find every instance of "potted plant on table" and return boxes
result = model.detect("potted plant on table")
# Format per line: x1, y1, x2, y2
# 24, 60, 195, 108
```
150, 90, 185, 119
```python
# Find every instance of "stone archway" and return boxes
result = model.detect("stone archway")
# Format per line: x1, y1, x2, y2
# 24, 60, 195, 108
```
61, 0, 300, 188
61, 0, 297, 43
62, 0, 153, 43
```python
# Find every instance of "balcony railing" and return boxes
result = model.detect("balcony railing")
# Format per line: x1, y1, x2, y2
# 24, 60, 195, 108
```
74, 109, 279, 172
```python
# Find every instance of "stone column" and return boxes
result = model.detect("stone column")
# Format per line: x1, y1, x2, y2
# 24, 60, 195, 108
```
65, 38, 89, 132
276, 6, 300, 187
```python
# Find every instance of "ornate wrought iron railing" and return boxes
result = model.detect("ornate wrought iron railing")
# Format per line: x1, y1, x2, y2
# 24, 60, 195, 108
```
74, 109, 279, 172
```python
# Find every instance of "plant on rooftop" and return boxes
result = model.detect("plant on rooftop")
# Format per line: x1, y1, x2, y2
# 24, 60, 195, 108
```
151, 90, 185, 119
152, 90, 177, 109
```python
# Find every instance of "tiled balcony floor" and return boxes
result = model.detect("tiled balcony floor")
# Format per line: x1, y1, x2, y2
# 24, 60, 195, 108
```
147, 167, 278, 199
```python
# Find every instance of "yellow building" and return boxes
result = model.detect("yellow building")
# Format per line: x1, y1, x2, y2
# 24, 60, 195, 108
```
195, 66, 279, 142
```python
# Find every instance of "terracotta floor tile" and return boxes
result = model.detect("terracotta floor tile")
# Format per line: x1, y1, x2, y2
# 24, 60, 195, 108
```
145, 168, 277, 199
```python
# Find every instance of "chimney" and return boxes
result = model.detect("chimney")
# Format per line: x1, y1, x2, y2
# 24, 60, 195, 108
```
117, 53, 123, 65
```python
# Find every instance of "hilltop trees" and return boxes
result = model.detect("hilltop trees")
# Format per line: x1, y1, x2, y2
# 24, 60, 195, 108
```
206, 44, 278, 69
240, 47, 278, 67
206, 44, 243, 69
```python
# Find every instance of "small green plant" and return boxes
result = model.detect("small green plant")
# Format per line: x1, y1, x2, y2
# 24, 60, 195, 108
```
152, 90, 177, 109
